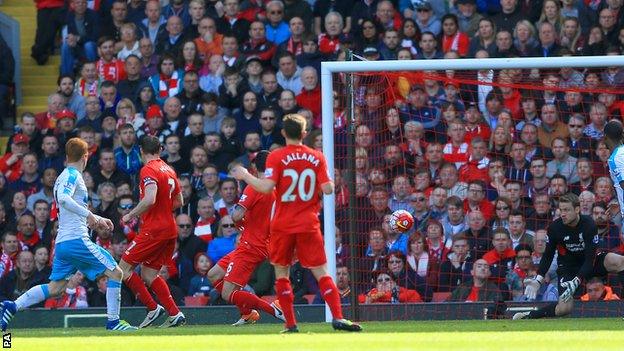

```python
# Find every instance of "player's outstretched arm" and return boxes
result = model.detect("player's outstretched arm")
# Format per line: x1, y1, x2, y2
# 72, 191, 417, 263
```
231, 165, 275, 194
123, 183, 157, 222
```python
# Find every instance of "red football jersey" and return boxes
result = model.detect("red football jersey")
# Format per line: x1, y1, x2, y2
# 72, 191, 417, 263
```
139, 159, 180, 239
237, 185, 275, 254
265, 144, 331, 234
96, 59, 126, 83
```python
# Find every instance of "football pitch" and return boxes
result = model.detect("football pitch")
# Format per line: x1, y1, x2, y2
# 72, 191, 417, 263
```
7, 318, 624, 351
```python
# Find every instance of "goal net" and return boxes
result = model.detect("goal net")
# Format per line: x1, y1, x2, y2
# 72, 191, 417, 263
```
321, 55, 624, 321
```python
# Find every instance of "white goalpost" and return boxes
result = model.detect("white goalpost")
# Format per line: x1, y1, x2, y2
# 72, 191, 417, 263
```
320, 55, 624, 322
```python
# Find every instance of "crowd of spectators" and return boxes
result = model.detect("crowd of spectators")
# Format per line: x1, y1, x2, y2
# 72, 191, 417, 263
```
0, 0, 624, 309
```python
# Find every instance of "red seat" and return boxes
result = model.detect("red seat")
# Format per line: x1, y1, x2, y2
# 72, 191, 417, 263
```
184, 296, 209, 306
432, 292, 451, 302
303, 294, 316, 304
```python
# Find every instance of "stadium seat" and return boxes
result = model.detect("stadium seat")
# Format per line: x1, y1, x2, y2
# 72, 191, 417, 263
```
303, 294, 316, 304
432, 292, 451, 303
184, 296, 210, 307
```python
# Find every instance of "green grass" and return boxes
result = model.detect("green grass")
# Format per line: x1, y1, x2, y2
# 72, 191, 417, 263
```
8, 319, 624, 351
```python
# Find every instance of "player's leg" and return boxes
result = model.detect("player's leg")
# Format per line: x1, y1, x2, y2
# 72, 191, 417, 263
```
119, 258, 162, 315
301, 232, 361, 332
100, 266, 136, 330
77, 239, 137, 331
273, 263, 298, 332
226, 249, 283, 321
1, 278, 67, 330
119, 238, 163, 328
603, 252, 624, 277
517, 271, 575, 320
207, 256, 228, 294
3, 240, 79, 330
140, 264, 185, 328
270, 233, 298, 332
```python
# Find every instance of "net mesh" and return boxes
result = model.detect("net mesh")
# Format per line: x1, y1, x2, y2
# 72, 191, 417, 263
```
330, 61, 624, 320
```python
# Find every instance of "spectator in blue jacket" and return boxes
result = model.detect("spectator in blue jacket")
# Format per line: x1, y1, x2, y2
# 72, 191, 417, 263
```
61, 0, 100, 75
114, 124, 142, 178
207, 215, 239, 263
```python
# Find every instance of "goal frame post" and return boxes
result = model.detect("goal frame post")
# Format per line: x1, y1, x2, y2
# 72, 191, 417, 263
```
320, 55, 624, 322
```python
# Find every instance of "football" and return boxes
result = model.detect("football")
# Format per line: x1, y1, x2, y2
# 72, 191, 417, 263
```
389, 210, 414, 233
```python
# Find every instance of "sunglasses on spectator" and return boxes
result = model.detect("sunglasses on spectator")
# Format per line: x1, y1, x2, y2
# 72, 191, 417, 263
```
119, 204, 133, 210
222, 224, 236, 228
377, 277, 392, 283
269, 10, 282, 14
260, 117, 276, 121
178, 224, 192, 229
496, 206, 509, 210
568, 124, 583, 128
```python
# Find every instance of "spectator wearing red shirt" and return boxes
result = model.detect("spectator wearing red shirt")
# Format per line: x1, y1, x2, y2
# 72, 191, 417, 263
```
194, 197, 217, 243
358, 271, 422, 303
16, 214, 40, 252
318, 12, 346, 55
96, 37, 127, 84
512, 244, 534, 281
440, 14, 470, 57
35, 93, 65, 131
241, 21, 276, 66
0, 232, 20, 278
374, 0, 402, 32
482, 229, 516, 288
459, 137, 490, 183
0, 134, 30, 183
448, 258, 502, 302
499, 74, 522, 120
215, 0, 252, 44
464, 102, 491, 144
296, 67, 321, 125
443, 119, 469, 169
463, 180, 494, 221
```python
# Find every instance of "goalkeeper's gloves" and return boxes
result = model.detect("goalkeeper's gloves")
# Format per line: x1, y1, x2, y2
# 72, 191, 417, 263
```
523, 275, 544, 300
559, 276, 581, 303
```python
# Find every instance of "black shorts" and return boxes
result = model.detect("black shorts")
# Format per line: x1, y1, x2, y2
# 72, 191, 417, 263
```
556, 251, 609, 295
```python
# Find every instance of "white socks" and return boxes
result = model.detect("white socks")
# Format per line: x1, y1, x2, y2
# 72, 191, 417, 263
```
106, 279, 122, 321
15, 285, 49, 311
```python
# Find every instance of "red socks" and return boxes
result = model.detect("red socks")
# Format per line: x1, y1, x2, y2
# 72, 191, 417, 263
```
275, 277, 296, 328
318, 275, 344, 320
124, 272, 157, 311
229, 290, 274, 316
150, 276, 180, 316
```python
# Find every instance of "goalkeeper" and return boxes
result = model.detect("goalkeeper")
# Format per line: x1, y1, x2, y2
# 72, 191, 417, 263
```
514, 192, 624, 319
